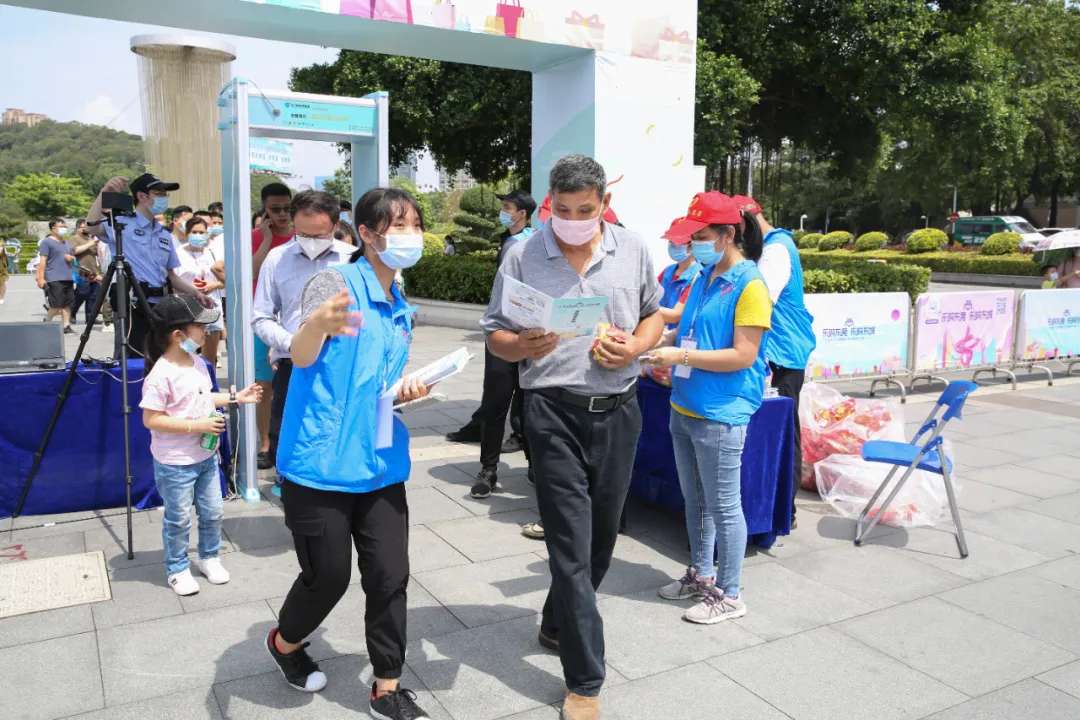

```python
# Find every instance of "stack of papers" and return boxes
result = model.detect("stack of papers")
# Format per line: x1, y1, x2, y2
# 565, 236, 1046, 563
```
377, 347, 474, 448
502, 276, 608, 338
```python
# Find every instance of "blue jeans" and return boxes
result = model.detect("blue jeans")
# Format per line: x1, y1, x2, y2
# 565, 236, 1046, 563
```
669, 411, 748, 598
153, 457, 223, 576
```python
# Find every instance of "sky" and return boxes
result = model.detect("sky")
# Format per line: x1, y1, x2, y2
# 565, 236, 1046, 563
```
0, 5, 343, 187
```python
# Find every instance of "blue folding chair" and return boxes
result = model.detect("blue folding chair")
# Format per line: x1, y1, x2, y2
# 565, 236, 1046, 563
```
854, 380, 976, 558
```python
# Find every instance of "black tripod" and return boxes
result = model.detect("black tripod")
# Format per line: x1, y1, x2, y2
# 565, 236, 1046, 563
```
10, 208, 152, 559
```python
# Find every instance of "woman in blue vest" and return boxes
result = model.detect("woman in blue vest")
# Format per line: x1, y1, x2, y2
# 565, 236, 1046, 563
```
642, 191, 770, 625
658, 218, 702, 328
734, 196, 816, 526
265, 187, 434, 720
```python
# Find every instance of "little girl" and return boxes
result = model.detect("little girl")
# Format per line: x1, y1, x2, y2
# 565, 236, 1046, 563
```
140, 294, 262, 596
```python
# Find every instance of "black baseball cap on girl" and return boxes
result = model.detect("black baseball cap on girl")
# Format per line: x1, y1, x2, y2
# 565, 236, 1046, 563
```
151, 294, 220, 327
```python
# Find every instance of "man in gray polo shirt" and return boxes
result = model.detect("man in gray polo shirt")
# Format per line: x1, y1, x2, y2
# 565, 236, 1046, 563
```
482, 155, 662, 720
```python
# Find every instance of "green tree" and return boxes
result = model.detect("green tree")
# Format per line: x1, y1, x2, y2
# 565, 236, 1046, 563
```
0, 196, 28, 237
320, 167, 352, 202
4, 173, 92, 218
0, 120, 143, 194
250, 173, 286, 211
694, 42, 760, 186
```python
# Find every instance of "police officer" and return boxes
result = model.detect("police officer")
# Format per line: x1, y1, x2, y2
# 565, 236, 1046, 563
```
86, 174, 213, 361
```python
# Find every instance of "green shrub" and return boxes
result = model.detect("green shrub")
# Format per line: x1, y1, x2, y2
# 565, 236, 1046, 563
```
818, 231, 854, 251
459, 186, 501, 217
799, 232, 823, 249
422, 232, 445, 257
798, 252, 930, 299
980, 231, 1021, 256
453, 212, 498, 236
792, 230, 808, 244
803, 269, 859, 294
403, 254, 497, 304
451, 234, 496, 254
799, 248, 1041, 277
854, 231, 888, 252
905, 228, 948, 254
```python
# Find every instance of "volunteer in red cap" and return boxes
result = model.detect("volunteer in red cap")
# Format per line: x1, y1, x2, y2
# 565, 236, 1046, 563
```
642, 191, 770, 626
734, 194, 816, 527
657, 218, 702, 328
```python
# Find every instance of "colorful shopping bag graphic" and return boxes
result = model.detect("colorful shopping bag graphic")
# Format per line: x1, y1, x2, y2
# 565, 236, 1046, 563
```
340, 0, 413, 23
496, 1, 525, 38
565, 10, 604, 50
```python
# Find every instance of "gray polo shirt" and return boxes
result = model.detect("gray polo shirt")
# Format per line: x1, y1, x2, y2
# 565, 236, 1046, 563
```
481, 221, 661, 395
39, 235, 74, 283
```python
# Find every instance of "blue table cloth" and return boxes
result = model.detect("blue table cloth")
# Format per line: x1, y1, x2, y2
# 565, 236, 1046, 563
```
630, 377, 795, 549
0, 360, 230, 519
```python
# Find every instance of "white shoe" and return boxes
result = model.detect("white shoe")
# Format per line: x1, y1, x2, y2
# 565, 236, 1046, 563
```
167, 568, 200, 596
195, 557, 230, 584
103, 324, 114, 333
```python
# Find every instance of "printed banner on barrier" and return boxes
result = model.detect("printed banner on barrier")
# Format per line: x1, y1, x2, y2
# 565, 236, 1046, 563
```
913, 290, 1015, 371
804, 293, 910, 380
1018, 288, 1080, 361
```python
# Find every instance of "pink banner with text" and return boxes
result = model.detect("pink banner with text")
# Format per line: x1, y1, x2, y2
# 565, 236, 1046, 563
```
912, 290, 1016, 371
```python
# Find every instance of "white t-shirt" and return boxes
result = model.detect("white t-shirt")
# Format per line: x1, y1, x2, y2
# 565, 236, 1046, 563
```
208, 237, 226, 302
175, 244, 224, 309
757, 242, 792, 304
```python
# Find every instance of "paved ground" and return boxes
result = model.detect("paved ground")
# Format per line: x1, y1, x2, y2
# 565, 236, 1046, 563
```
3, 274, 1080, 719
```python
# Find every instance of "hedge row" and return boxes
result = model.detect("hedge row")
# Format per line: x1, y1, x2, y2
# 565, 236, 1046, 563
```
403, 254, 497, 304
802, 261, 930, 300
799, 249, 1041, 277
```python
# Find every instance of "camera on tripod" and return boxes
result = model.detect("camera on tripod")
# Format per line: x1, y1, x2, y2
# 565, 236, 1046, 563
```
102, 191, 135, 216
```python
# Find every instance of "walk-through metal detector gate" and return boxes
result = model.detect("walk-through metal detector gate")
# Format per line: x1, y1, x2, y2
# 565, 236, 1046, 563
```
217, 79, 389, 500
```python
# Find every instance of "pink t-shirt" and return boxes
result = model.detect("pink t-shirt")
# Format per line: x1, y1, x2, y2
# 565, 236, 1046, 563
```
140, 356, 217, 466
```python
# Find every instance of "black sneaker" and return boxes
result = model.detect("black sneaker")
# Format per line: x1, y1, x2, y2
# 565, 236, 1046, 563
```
257, 451, 274, 470
265, 628, 327, 692
445, 423, 481, 443
501, 433, 524, 454
63, 325, 75, 334
538, 627, 560, 652
470, 467, 497, 499
369, 684, 431, 720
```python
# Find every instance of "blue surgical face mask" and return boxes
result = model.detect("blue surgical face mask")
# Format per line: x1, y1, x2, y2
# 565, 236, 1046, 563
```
667, 242, 689, 262
150, 195, 169, 215
498, 210, 515, 228
188, 233, 208, 248
691, 239, 724, 266
377, 233, 424, 270
340, 211, 351, 223
207, 226, 224, 237
179, 335, 200, 354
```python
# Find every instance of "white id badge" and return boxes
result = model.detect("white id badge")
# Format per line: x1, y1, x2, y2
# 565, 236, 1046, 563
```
674, 339, 697, 379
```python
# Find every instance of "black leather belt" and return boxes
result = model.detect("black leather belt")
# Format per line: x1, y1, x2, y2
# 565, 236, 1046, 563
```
534, 384, 637, 413
139, 283, 166, 298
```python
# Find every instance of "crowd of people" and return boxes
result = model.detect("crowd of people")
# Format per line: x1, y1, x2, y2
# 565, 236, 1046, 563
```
48, 154, 817, 720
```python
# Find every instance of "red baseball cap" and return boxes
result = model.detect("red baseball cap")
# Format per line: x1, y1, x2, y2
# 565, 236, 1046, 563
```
538, 194, 620, 225
662, 217, 694, 245
665, 192, 741, 238
732, 194, 763, 216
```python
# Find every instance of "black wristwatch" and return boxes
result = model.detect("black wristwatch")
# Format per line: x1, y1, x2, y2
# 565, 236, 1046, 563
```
229, 388, 237, 405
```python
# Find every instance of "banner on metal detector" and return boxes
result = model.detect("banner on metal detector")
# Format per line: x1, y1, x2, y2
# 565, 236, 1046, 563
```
804, 292, 910, 380
912, 290, 1016, 372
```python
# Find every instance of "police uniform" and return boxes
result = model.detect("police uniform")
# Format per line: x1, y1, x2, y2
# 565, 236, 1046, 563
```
103, 209, 181, 359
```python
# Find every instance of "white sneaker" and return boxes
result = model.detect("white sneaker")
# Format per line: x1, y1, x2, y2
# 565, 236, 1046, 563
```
167, 568, 200, 596
195, 557, 230, 585
683, 588, 747, 625
658, 567, 709, 601
103, 324, 114, 333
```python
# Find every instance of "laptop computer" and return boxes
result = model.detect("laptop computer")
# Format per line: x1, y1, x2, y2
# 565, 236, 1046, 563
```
0, 322, 66, 373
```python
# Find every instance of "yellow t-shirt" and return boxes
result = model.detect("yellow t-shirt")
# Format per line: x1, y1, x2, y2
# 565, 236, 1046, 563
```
670, 278, 772, 418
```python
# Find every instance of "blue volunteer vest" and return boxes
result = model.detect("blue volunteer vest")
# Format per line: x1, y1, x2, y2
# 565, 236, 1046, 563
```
762, 229, 816, 369
277, 259, 414, 493
671, 260, 768, 425
659, 261, 702, 328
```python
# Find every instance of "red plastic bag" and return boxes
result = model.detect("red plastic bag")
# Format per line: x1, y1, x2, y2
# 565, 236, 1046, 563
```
799, 383, 904, 490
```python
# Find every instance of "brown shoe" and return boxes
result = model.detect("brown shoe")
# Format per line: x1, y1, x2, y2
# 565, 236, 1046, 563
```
561, 692, 600, 720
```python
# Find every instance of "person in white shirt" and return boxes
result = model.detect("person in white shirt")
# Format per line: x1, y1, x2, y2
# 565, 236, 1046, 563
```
174, 217, 226, 367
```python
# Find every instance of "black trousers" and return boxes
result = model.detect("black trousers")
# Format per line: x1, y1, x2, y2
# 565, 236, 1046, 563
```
71, 281, 112, 325
525, 389, 641, 697
479, 349, 527, 469
269, 359, 293, 462
109, 284, 153, 362
277, 480, 410, 680
770, 363, 805, 518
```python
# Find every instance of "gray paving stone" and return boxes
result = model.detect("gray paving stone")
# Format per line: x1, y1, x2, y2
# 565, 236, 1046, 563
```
449, 475, 540, 518
1038, 660, 1080, 701
838, 596, 1075, 696
268, 581, 465, 663
779, 543, 967, 610
220, 512, 293, 553
1014, 454, 1080, 481
956, 479, 1038, 514
179, 547, 301, 614
407, 459, 475, 489
213, 655, 451, 719
1023, 492, 1080, 526
709, 626, 966, 720
64, 687, 223, 719
97, 601, 277, 706
0, 603, 93, 650
736, 561, 874, 641
408, 525, 471, 574
91, 561, 184, 629
602, 662, 788, 720
963, 464, 1080, 499
599, 589, 763, 680
407, 615, 593, 720
0, 632, 104, 720
889, 526, 1049, 582
83, 519, 237, 570
596, 534, 687, 599
950, 442, 1026, 469
425, 509, 546, 562
939, 574, 1080, 654
1, 530, 84, 562
413, 553, 550, 629
6, 510, 153, 540
1029, 555, 1080, 593
922, 678, 1080, 720
406, 487, 474, 526
961, 508, 1080, 558
500, 706, 560, 719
